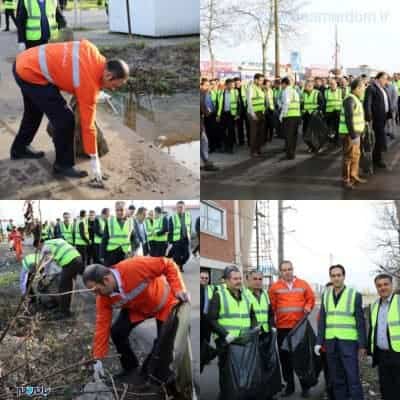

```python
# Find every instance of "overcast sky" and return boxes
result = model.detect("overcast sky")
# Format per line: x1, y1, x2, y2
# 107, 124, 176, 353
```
0, 200, 199, 225
201, 0, 400, 72
255, 200, 391, 292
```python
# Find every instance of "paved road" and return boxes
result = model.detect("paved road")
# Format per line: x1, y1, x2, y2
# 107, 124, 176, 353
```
202, 129, 400, 200
200, 307, 326, 400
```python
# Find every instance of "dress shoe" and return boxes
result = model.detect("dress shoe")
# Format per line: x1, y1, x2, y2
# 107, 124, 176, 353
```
352, 176, 368, 184
281, 386, 295, 397
11, 146, 44, 160
374, 161, 387, 169
301, 388, 310, 398
343, 181, 354, 190
53, 164, 88, 178
202, 162, 219, 171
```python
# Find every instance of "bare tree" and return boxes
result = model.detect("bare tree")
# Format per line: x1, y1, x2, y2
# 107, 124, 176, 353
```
230, 0, 306, 76
200, 0, 231, 77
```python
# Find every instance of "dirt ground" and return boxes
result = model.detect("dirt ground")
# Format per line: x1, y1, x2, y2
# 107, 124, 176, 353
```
0, 29, 199, 200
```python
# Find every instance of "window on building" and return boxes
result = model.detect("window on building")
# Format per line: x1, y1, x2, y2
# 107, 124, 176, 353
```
201, 201, 225, 237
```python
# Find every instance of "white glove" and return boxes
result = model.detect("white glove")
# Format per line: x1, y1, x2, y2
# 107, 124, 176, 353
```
93, 360, 105, 382
17, 42, 26, 53
225, 334, 235, 344
90, 154, 102, 183
351, 136, 360, 145
176, 291, 190, 303
314, 345, 322, 356
271, 327, 277, 333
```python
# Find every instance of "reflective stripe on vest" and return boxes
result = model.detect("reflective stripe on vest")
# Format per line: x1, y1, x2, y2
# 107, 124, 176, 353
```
107, 216, 133, 253
325, 89, 342, 112
94, 218, 105, 244
45, 238, 80, 267
218, 286, 252, 338
246, 288, 270, 332
217, 89, 239, 117
4, 0, 16, 9
284, 87, 301, 118
74, 218, 88, 246
145, 219, 155, 242
324, 287, 358, 341
250, 84, 266, 113
113, 279, 149, 308
370, 294, 400, 353
25, 0, 58, 41
60, 222, 73, 244
265, 88, 274, 111
22, 253, 39, 272
172, 212, 191, 242
38, 41, 81, 88
339, 94, 365, 135
153, 216, 167, 242
303, 90, 319, 113
274, 287, 305, 294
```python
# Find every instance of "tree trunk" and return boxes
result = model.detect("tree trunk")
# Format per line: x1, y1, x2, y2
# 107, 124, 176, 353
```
262, 42, 267, 76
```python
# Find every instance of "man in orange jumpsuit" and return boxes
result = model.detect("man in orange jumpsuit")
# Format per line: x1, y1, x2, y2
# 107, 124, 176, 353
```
83, 256, 189, 383
8, 226, 24, 261
11, 39, 129, 183
269, 260, 315, 398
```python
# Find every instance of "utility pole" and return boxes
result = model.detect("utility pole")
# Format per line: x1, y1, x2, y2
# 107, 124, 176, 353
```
255, 201, 259, 271
274, 0, 280, 78
278, 200, 284, 266
329, 253, 334, 266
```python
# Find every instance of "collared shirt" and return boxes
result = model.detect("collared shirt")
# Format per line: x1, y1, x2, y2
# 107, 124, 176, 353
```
283, 277, 297, 291
376, 294, 393, 350
205, 92, 214, 113
223, 90, 231, 112
376, 82, 389, 113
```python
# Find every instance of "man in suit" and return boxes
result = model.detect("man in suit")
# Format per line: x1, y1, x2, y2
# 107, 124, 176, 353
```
133, 207, 148, 256
364, 72, 391, 169
368, 274, 400, 400
315, 265, 367, 400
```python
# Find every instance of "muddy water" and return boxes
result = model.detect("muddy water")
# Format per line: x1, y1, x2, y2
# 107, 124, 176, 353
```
109, 91, 199, 175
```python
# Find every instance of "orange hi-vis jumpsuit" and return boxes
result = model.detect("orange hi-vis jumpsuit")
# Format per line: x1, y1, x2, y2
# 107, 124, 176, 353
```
13, 40, 106, 165
93, 256, 186, 371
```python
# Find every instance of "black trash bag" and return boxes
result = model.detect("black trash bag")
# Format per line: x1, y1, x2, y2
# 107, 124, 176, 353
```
281, 316, 322, 388
220, 331, 264, 400
304, 111, 330, 151
200, 339, 218, 372
360, 123, 375, 176
259, 331, 284, 397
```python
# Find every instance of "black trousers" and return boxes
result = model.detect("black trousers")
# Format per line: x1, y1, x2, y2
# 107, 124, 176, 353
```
372, 118, 387, 163
277, 328, 309, 391
221, 112, 235, 152
282, 117, 301, 159
321, 351, 335, 400
204, 113, 221, 152
58, 257, 84, 313
87, 243, 101, 264
12, 63, 76, 167
110, 308, 174, 377
149, 242, 168, 257
376, 349, 400, 400
75, 245, 88, 267
170, 240, 190, 271
104, 247, 126, 267
4, 9, 17, 30
265, 109, 275, 142
326, 111, 340, 144
236, 112, 250, 145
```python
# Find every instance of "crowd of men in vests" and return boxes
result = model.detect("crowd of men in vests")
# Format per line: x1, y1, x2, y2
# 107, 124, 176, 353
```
200, 71, 399, 189
200, 261, 400, 400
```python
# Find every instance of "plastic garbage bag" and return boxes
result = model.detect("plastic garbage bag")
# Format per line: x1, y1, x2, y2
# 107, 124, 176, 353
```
281, 316, 321, 388
304, 111, 330, 151
220, 330, 264, 400
258, 330, 284, 397
360, 123, 375, 176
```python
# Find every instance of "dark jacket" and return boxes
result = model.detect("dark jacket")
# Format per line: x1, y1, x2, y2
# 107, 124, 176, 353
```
101, 218, 135, 256
317, 287, 367, 349
16, 0, 67, 45
368, 295, 400, 367
364, 81, 391, 124
133, 219, 148, 251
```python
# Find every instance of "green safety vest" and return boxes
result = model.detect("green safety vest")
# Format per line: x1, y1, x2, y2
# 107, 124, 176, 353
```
107, 216, 133, 253
153, 216, 167, 242
239, 85, 248, 108
323, 287, 358, 341
218, 286, 252, 338
341, 86, 350, 100
41, 225, 52, 240
338, 94, 365, 135
395, 81, 400, 96
246, 288, 270, 332
145, 218, 155, 242
265, 88, 274, 111
44, 238, 80, 268
250, 84, 266, 113
325, 89, 342, 113
283, 87, 301, 118
24, 0, 59, 42
172, 212, 192, 242
60, 222, 73, 244
370, 294, 400, 353
210, 90, 219, 109
207, 284, 215, 300
94, 218, 105, 245
4, 0, 16, 9
217, 89, 239, 117
273, 87, 282, 104
74, 218, 89, 246
22, 253, 40, 272
303, 90, 319, 114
